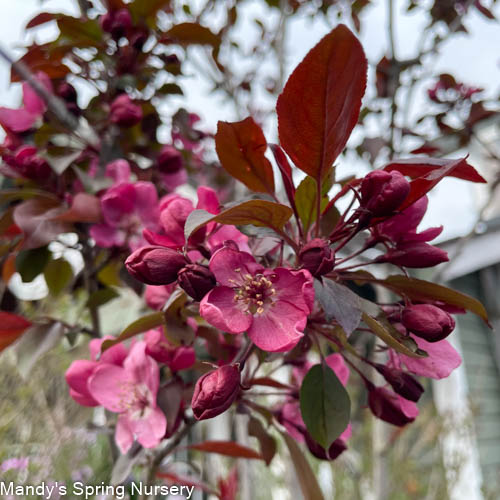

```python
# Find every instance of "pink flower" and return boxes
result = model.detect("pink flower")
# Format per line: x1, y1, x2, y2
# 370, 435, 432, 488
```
144, 328, 195, 371
90, 173, 159, 250
397, 334, 462, 380
110, 94, 142, 127
200, 247, 314, 352
145, 284, 174, 310
65, 337, 128, 407
88, 341, 167, 453
0, 72, 52, 133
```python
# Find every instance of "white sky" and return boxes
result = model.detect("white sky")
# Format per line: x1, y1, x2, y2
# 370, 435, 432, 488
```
0, 0, 499, 242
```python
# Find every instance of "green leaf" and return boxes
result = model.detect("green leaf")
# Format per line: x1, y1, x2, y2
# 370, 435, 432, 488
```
86, 288, 119, 309
44, 258, 73, 295
16, 246, 51, 282
163, 289, 194, 346
184, 200, 292, 241
280, 431, 325, 500
362, 313, 427, 358
248, 417, 276, 466
299, 363, 350, 449
314, 278, 362, 335
101, 311, 165, 352
295, 175, 331, 233
57, 16, 102, 47
157, 83, 183, 95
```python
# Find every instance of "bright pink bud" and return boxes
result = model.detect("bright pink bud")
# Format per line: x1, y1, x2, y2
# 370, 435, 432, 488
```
191, 365, 241, 420
402, 304, 455, 342
360, 170, 410, 217
110, 94, 142, 127
380, 241, 449, 268
299, 239, 335, 277
157, 145, 183, 174
125, 245, 187, 285
368, 386, 417, 426
178, 264, 216, 301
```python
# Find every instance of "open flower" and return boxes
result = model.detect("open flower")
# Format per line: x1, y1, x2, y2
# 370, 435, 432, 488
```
200, 247, 314, 352
88, 341, 166, 453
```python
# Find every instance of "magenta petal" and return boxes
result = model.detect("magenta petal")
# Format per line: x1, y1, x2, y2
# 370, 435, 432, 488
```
88, 364, 133, 412
196, 186, 220, 214
101, 183, 137, 226
65, 360, 99, 406
0, 108, 37, 133
106, 159, 131, 183
270, 268, 314, 313
325, 353, 350, 386
399, 336, 462, 379
208, 225, 250, 253
89, 336, 128, 365
209, 247, 263, 286
248, 304, 304, 352
124, 341, 160, 395
398, 396, 419, 419
200, 286, 252, 333
23, 72, 52, 115
169, 346, 196, 371
409, 225, 443, 242
134, 181, 159, 224
90, 224, 125, 248
115, 415, 134, 454
128, 407, 167, 449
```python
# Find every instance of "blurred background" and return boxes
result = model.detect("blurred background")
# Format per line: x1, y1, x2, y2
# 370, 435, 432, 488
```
1, 1, 500, 499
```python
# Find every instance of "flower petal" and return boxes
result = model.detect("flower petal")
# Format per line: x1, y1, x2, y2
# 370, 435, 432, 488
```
209, 247, 263, 287
325, 353, 350, 386
128, 407, 167, 449
88, 364, 133, 412
399, 335, 461, 379
65, 360, 99, 406
115, 415, 135, 454
123, 341, 160, 395
200, 286, 252, 333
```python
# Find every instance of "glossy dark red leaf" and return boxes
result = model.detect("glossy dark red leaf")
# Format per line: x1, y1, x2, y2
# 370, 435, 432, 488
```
26, 12, 57, 29
277, 24, 367, 181
0, 311, 32, 352
270, 143, 296, 208
216, 118, 275, 194
385, 157, 486, 210
188, 441, 264, 460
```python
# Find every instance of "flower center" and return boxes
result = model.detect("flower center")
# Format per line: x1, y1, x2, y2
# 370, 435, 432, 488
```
118, 382, 153, 420
233, 273, 276, 315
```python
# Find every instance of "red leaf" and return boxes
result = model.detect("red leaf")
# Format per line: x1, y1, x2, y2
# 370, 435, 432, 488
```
26, 12, 57, 29
13, 199, 72, 249
0, 311, 32, 352
215, 118, 275, 194
277, 24, 367, 181
270, 144, 296, 209
55, 193, 102, 223
385, 157, 486, 210
188, 441, 264, 460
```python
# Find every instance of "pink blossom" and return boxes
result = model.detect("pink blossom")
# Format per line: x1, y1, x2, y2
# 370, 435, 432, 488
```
65, 337, 128, 407
398, 334, 462, 380
0, 72, 52, 133
144, 328, 195, 371
1, 457, 29, 472
88, 341, 167, 453
90, 167, 160, 250
145, 284, 174, 310
200, 247, 314, 352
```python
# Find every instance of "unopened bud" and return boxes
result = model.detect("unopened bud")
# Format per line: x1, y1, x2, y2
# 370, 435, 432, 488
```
57, 82, 77, 103
374, 363, 424, 402
299, 238, 334, 277
125, 246, 187, 285
191, 365, 241, 420
368, 386, 416, 426
110, 94, 142, 127
304, 432, 347, 461
360, 170, 410, 218
379, 241, 448, 268
402, 304, 455, 342
178, 264, 216, 301
157, 145, 183, 174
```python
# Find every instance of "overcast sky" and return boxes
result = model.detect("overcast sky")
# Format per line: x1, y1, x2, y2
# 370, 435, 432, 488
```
0, 0, 499, 242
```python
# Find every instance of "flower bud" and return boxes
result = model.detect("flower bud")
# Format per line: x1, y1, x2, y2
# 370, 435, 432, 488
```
299, 239, 335, 277
360, 170, 410, 217
304, 431, 347, 461
178, 264, 216, 301
379, 241, 448, 268
12, 145, 52, 182
374, 363, 424, 402
57, 82, 77, 103
100, 8, 132, 40
368, 386, 416, 426
157, 145, 183, 174
125, 246, 187, 285
110, 94, 142, 127
402, 304, 455, 342
191, 365, 241, 420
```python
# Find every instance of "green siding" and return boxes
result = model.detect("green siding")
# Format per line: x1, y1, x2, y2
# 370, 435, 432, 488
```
451, 273, 500, 487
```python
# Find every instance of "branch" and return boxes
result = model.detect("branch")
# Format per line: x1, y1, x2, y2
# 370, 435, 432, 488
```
0, 44, 99, 147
